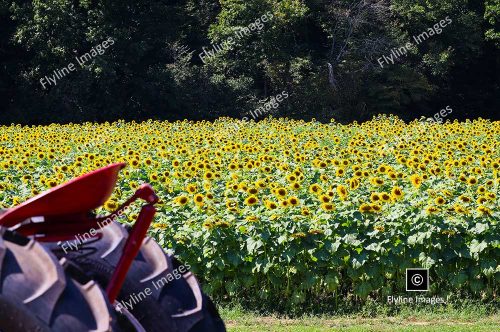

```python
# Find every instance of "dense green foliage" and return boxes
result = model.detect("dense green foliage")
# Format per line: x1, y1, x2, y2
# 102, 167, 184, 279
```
0, 0, 498, 124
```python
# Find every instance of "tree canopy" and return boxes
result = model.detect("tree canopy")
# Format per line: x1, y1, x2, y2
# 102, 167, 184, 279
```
0, 0, 498, 124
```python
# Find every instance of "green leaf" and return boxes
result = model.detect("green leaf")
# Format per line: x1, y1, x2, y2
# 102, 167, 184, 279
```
450, 272, 468, 287
246, 237, 263, 254
325, 272, 340, 291
418, 252, 436, 268
354, 281, 372, 299
470, 239, 488, 257
227, 251, 240, 267
473, 223, 489, 234
469, 279, 485, 293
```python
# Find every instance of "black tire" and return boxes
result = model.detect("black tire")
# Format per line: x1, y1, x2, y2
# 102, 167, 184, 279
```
0, 227, 121, 332
0, 294, 50, 332
48, 221, 226, 332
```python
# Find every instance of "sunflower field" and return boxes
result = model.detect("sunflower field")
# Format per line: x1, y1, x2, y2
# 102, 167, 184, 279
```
0, 116, 498, 307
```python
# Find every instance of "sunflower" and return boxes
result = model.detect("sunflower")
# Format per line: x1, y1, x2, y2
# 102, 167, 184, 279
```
454, 204, 468, 214
215, 221, 230, 228
301, 207, 310, 216
370, 177, 384, 186
371, 203, 382, 212
336, 185, 348, 200
149, 173, 159, 182
370, 193, 381, 202
359, 203, 373, 213
319, 194, 330, 203
349, 178, 360, 190
45, 178, 58, 188
193, 194, 204, 206
291, 232, 306, 239
279, 200, 289, 208
247, 187, 259, 195
244, 195, 258, 206
246, 215, 258, 222
264, 200, 278, 210
476, 196, 488, 204
321, 203, 335, 211
434, 196, 446, 205
239, 182, 248, 191
255, 179, 267, 188
175, 195, 189, 205
425, 205, 439, 214
486, 192, 496, 200
104, 199, 118, 211
377, 165, 388, 173
476, 205, 491, 215
459, 195, 471, 203
307, 183, 320, 194
391, 186, 404, 200
152, 222, 167, 229
288, 196, 300, 206
186, 183, 197, 194
202, 221, 214, 229
276, 187, 287, 198
380, 192, 391, 202
467, 176, 478, 185
409, 174, 422, 188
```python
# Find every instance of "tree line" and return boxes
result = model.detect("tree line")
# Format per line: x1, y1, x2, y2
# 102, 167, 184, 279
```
0, 0, 498, 124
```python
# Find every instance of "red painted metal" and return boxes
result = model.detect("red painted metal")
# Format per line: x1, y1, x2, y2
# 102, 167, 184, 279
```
0, 163, 125, 228
14, 184, 159, 243
106, 204, 157, 303
15, 216, 101, 241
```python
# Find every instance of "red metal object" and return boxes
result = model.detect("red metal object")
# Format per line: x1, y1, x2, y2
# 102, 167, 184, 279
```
0, 163, 125, 228
106, 204, 157, 303
0, 163, 159, 305
14, 183, 159, 242
16, 216, 101, 242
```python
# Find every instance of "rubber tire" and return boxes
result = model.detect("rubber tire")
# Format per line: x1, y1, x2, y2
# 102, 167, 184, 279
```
189, 294, 227, 332
48, 221, 225, 332
0, 294, 50, 332
0, 228, 121, 332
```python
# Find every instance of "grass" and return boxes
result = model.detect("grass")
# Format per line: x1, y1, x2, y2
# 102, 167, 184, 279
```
219, 303, 500, 332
